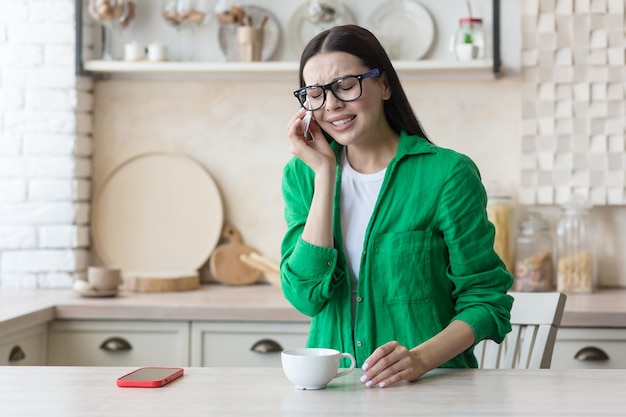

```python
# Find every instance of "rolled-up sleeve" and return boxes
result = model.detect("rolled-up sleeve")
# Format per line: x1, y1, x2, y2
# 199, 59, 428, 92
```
280, 160, 343, 317
436, 154, 513, 344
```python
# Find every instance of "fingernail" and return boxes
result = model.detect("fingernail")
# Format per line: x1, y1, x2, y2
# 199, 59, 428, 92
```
378, 382, 386, 388
365, 380, 374, 388
360, 375, 368, 383
362, 362, 369, 371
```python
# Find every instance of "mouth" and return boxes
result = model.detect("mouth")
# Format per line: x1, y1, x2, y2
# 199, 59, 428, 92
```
329, 115, 356, 128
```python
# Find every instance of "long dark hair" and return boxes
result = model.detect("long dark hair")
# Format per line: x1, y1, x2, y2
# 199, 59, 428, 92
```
299, 24, 431, 142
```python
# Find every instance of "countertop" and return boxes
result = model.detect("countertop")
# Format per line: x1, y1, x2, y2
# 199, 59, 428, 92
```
1, 366, 625, 416
2, 285, 626, 336
0, 284, 307, 335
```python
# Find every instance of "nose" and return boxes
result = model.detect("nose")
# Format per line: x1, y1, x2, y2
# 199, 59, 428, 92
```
324, 89, 343, 110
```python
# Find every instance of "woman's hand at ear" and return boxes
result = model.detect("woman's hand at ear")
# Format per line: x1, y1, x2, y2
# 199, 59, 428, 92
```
286, 108, 335, 174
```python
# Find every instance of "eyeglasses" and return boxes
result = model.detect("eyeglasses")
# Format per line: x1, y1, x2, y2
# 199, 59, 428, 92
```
293, 68, 382, 111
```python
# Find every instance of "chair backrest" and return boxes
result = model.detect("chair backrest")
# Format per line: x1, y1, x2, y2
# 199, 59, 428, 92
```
474, 292, 567, 369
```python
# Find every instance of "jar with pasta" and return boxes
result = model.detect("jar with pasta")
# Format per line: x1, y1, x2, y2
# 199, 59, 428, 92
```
514, 212, 554, 292
485, 181, 513, 273
556, 196, 597, 293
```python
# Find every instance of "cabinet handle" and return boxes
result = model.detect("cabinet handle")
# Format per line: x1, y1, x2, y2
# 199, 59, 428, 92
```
8, 345, 26, 362
250, 339, 283, 354
100, 337, 133, 352
574, 346, 609, 362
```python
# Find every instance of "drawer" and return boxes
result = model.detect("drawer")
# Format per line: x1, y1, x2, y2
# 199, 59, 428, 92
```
191, 321, 309, 367
0, 324, 48, 366
48, 320, 190, 366
552, 328, 626, 369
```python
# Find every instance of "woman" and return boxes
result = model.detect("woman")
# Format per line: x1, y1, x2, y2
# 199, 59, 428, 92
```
281, 25, 513, 389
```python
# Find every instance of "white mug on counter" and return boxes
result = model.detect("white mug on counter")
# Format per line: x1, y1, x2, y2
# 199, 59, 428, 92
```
87, 266, 121, 291
281, 348, 356, 390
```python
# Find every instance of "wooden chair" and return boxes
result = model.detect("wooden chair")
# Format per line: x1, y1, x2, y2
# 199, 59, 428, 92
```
474, 292, 567, 369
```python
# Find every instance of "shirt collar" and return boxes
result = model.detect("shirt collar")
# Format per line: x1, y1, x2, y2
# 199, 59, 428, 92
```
331, 130, 437, 161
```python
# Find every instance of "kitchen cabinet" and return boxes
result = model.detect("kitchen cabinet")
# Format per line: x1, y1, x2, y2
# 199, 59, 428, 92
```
0, 323, 48, 366
551, 328, 626, 369
47, 320, 190, 366
190, 321, 309, 367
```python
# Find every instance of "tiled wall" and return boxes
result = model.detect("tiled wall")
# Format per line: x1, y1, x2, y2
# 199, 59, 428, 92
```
519, 0, 626, 205
0, 0, 93, 288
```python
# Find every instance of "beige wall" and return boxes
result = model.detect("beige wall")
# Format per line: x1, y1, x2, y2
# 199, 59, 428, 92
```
92, 76, 522, 280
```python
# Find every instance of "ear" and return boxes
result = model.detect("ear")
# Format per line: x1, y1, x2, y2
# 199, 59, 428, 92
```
381, 74, 392, 100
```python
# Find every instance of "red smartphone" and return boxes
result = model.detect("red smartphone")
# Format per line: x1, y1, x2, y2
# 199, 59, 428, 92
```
116, 367, 184, 388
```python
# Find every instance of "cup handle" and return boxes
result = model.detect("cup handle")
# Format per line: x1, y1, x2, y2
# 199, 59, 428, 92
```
335, 353, 356, 378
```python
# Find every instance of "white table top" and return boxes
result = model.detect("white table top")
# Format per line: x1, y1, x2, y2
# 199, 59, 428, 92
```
1, 366, 625, 416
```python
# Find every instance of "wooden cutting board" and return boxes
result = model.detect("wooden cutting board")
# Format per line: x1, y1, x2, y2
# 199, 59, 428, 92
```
209, 223, 262, 286
122, 271, 200, 292
92, 152, 223, 274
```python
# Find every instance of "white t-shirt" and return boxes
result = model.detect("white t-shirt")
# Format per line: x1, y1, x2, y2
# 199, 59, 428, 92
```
340, 149, 386, 323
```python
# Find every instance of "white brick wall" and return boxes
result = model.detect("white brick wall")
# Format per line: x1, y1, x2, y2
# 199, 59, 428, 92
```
0, 0, 93, 288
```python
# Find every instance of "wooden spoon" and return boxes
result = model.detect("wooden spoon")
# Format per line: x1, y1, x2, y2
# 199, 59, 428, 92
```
209, 223, 262, 285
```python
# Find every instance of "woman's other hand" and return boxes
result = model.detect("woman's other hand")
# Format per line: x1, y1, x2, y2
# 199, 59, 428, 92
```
359, 341, 426, 388
360, 321, 476, 388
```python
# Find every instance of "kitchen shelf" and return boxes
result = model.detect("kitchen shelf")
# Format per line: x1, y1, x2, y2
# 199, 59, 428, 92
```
83, 59, 496, 80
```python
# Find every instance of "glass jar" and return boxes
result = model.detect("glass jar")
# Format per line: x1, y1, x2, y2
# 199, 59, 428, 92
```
514, 212, 554, 292
556, 196, 597, 293
485, 181, 513, 273
451, 17, 484, 61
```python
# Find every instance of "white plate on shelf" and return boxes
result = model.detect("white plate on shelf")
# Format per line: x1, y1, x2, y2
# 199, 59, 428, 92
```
287, 2, 355, 56
366, 0, 435, 60
218, 5, 280, 61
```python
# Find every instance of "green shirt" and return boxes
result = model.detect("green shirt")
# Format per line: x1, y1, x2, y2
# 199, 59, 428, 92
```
280, 132, 513, 368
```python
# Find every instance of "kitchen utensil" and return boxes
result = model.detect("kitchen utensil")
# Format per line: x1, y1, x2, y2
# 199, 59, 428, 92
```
92, 152, 223, 275
217, 5, 279, 62
209, 223, 263, 286
239, 252, 281, 288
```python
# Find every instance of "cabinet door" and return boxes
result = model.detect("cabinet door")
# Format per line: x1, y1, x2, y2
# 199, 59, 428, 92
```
48, 320, 190, 366
552, 328, 626, 369
191, 321, 309, 367
0, 324, 48, 366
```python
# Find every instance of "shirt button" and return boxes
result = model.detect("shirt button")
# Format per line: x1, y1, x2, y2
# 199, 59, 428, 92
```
357, 341, 362, 347
327, 261, 332, 266
356, 296, 363, 302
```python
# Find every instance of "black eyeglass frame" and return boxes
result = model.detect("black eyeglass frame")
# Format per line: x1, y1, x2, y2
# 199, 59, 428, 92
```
293, 68, 382, 111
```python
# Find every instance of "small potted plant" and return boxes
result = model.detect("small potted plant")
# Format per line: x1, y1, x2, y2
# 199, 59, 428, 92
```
455, 29, 478, 61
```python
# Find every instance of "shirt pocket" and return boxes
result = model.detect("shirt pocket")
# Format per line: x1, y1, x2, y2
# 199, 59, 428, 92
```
370, 230, 432, 305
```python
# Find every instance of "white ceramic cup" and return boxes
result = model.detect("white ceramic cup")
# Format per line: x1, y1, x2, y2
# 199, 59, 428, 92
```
147, 42, 166, 61
281, 348, 356, 390
124, 41, 143, 61
87, 266, 121, 291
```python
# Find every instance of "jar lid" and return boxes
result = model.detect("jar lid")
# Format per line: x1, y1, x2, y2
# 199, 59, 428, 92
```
520, 212, 549, 232
459, 17, 483, 24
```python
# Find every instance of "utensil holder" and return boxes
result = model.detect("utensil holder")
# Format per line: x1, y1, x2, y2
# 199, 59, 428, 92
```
236, 26, 264, 62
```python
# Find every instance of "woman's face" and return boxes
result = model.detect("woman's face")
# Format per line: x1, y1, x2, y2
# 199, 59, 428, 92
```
302, 51, 390, 147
